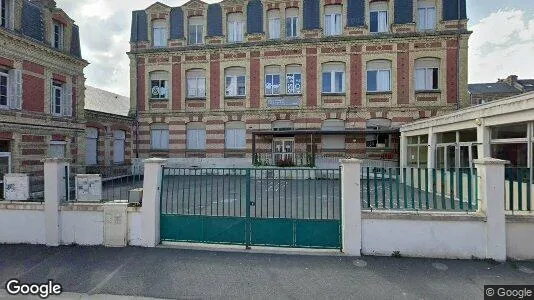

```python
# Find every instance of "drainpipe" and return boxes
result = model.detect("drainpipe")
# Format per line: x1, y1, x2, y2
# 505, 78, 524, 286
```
456, 0, 461, 110
135, 55, 140, 159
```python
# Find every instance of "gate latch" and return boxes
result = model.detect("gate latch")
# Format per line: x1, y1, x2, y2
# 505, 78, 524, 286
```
250, 201, 256, 206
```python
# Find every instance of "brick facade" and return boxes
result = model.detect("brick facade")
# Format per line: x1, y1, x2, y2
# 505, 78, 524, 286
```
129, 0, 470, 164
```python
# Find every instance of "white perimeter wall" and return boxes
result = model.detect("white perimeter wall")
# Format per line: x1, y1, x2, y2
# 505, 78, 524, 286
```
60, 211, 104, 246
0, 209, 45, 244
506, 219, 534, 260
362, 216, 487, 259
128, 211, 143, 246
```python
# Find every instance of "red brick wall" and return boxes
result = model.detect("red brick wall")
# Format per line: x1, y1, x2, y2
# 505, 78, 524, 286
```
305, 48, 317, 107
249, 51, 260, 108
397, 44, 410, 104
172, 62, 182, 110
350, 53, 362, 106
137, 59, 146, 111
210, 54, 220, 109
447, 40, 459, 104
22, 74, 44, 112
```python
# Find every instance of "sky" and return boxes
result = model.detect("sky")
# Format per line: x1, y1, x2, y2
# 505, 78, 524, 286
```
55, 0, 534, 97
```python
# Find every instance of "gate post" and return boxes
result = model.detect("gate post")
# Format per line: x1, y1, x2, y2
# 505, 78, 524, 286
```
474, 158, 508, 261
141, 158, 166, 247
43, 158, 69, 247
340, 159, 362, 256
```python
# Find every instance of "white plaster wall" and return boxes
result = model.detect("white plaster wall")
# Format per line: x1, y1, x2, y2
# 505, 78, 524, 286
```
128, 210, 143, 246
362, 218, 487, 259
0, 210, 45, 244
60, 211, 104, 246
506, 221, 534, 260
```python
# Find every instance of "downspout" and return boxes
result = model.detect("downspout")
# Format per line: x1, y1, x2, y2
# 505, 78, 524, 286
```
135, 55, 140, 159
456, 0, 461, 110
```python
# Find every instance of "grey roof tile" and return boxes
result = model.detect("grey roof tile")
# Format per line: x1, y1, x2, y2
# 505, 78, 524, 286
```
84, 86, 130, 117
468, 83, 521, 94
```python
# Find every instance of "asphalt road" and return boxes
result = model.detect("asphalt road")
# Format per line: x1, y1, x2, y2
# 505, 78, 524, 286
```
0, 245, 533, 299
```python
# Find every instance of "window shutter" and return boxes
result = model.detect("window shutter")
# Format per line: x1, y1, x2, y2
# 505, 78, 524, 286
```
64, 83, 72, 116
8, 69, 23, 110
50, 82, 54, 114
427, 8, 436, 29
418, 8, 425, 30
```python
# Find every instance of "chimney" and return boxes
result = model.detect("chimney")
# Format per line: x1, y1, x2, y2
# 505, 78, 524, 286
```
35, 0, 57, 9
504, 75, 518, 86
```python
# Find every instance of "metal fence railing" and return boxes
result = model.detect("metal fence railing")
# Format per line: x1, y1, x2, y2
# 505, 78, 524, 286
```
361, 167, 478, 212
505, 167, 532, 212
160, 168, 341, 220
66, 164, 143, 202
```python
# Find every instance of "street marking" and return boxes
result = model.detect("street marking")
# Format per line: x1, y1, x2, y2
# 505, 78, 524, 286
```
87, 257, 133, 295
353, 259, 367, 267
432, 263, 448, 271
518, 266, 534, 274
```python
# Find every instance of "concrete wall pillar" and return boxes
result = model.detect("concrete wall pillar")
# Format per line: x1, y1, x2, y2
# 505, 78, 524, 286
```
399, 135, 407, 168
475, 158, 508, 261
140, 158, 166, 247
43, 158, 69, 247
340, 159, 362, 256
476, 121, 491, 159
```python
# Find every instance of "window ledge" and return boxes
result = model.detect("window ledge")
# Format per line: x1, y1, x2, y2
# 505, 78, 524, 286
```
150, 149, 169, 152
415, 90, 441, 94
366, 91, 392, 96
225, 149, 246, 152
225, 96, 246, 100
186, 97, 206, 101
149, 98, 169, 102
322, 93, 346, 96
185, 149, 207, 152
366, 147, 394, 151
265, 94, 302, 98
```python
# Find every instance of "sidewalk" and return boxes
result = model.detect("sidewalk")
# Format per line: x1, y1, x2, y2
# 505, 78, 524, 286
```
0, 244, 532, 299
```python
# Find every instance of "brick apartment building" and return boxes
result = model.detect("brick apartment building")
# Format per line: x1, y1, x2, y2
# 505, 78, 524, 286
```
128, 0, 469, 166
469, 75, 534, 106
0, 0, 87, 194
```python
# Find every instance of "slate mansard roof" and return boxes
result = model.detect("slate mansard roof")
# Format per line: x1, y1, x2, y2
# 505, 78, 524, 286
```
84, 86, 130, 117
7, 0, 83, 59
130, 0, 468, 43
468, 83, 521, 95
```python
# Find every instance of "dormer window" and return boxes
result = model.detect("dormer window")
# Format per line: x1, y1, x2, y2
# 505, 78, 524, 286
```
53, 21, 64, 49
324, 5, 342, 36
227, 13, 244, 43
417, 0, 436, 31
370, 2, 388, 33
152, 19, 167, 47
188, 16, 204, 45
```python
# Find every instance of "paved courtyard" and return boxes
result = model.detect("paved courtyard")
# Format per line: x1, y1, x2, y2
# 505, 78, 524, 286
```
0, 245, 532, 299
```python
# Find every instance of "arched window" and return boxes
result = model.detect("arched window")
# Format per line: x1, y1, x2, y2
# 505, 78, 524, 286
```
285, 8, 299, 38
152, 19, 168, 47
151, 123, 169, 150
367, 60, 391, 92
86, 128, 98, 165
370, 1, 388, 33
187, 122, 206, 150
265, 65, 281, 95
415, 58, 440, 91
322, 119, 345, 151
268, 9, 281, 39
186, 69, 206, 98
188, 16, 204, 45
286, 65, 302, 94
322, 62, 345, 93
150, 71, 169, 99
225, 121, 246, 149
227, 13, 244, 43
324, 5, 342, 36
417, 0, 436, 31
225, 67, 246, 97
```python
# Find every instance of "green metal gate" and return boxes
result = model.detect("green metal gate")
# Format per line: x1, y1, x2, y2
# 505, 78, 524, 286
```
160, 168, 341, 249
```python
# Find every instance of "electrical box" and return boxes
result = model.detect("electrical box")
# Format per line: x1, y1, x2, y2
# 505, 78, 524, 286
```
103, 202, 128, 247
3, 174, 29, 201
129, 188, 143, 204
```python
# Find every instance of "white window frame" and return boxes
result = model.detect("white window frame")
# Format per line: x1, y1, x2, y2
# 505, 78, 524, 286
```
285, 11, 299, 38
187, 127, 206, 150
150, 126, 169, 151
51, 83, 63, 116
286, 73, 302, 94
268, 10, 281, 39
225, 69, 246, 97
225, 124, 246, 150
367, 62, 392, 92
52, 21, 64, 49
265, 73, 281, 95
188, 17, 204, 45
113, 130, 125, 164
150, 72, 169, 99
370, 5, 388, 33
324, 13, 342, 36
322, 65, 345, 94
415, 67, 439, 91
187, 74, 206, 98
417, 4, 436, 31
49, 141, 66, 159
227, 13, 244, 43
152, 20, 168, 47
86, 128, 98, 166
0, 69, 8, 108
